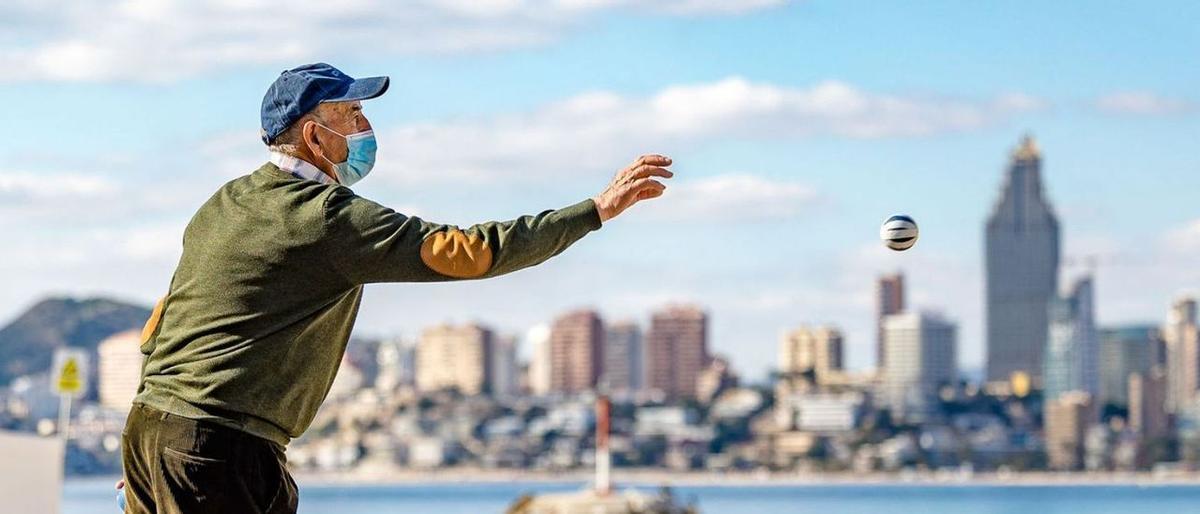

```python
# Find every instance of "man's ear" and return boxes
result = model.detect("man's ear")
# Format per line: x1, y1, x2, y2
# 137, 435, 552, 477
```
302, 119, 319, 153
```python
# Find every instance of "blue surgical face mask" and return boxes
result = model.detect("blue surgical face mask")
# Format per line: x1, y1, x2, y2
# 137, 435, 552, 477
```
314, 122, 377, 187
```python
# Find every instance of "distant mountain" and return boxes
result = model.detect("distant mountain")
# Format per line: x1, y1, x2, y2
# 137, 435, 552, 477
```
0, 297, 151, 386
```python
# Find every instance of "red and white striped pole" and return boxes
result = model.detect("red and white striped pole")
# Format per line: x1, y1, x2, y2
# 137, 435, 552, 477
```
595, 395, 612, 495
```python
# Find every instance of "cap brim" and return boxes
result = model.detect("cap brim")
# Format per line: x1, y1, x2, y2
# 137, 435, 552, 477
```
322, 76, 389, 103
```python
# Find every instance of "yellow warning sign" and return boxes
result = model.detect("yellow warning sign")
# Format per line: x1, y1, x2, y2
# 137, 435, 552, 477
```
58, 359, 82, 393
51, 348, 89, 398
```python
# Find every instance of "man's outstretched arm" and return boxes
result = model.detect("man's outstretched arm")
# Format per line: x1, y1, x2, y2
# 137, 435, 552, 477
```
323, 154, 672, 284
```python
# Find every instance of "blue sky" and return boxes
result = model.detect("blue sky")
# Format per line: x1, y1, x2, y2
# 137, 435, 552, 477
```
1, 0, 1197, 378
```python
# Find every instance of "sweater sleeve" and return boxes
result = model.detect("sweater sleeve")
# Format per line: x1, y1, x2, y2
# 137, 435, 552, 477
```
321, 187, 602, 284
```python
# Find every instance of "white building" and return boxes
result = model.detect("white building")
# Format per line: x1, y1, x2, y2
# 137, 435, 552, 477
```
374, 338, 415, 392
97, 330, 143, 411
528, 324, 553, 396
779, 391, 866, 433
882, 312, 957, 423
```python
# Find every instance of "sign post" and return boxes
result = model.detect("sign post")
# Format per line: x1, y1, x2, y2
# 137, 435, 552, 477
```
50, 348, 89, 442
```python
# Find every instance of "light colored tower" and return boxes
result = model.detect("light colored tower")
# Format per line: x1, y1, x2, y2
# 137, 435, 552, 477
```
985, 135, 1061, 385
881, 312, 957, 423
876, 273, 905, 370
97, 330, 144, 411
645, 305, 709, 400
415, 323, 493, 395
1165, 298, 1200, 413
1044, 276, 1098, 403
549, 309, 604, 394
779, 326, 844, 385
527, 324, 552, 396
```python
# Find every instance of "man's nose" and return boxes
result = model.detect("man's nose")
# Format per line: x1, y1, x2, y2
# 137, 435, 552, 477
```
358, 116, 372, 132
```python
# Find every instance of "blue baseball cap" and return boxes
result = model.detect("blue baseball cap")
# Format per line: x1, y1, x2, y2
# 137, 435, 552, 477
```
260, 63, 390, 144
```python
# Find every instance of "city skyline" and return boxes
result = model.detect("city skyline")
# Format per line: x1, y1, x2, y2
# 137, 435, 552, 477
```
2, 1, 1199, 379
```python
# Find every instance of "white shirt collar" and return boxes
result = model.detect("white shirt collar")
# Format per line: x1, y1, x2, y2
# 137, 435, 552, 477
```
269, 151, 337, 185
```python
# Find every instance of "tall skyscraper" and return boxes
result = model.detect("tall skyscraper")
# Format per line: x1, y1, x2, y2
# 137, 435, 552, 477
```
97, 330, 143, 411
527, 324, 552, 396
1044, 276, 1098, 403
985, 135, 1061, 384
416, 323, 493, 395
1098, 325, 1161, 408
549, 309, 604, 394
875, 273, 905, 369
881, 312, 957, 423
645, 305, 709, 400
602, 321, 643, 395
779, 326, 844, 385
1165, 298, 1200, 413
490, 335, 519, 398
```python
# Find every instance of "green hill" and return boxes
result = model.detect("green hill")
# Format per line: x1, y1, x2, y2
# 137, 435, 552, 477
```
0, 297, 151, 386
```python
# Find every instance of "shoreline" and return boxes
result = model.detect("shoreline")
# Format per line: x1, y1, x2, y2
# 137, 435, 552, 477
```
284, 469, 1200, 488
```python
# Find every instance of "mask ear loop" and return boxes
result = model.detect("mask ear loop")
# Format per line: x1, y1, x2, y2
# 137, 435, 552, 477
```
309, 121, 348, 173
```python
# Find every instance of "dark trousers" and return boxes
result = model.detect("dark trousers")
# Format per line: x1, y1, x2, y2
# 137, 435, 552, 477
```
121, 403, 299, 514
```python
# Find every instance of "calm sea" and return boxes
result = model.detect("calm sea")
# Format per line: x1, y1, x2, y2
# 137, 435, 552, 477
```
63, 478, 1200, 514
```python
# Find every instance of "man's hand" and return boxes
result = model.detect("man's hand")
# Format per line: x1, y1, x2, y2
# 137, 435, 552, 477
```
593, 154, 673, 223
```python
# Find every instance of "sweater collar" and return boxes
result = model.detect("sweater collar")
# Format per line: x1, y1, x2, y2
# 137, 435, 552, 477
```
269, 151, 337, 185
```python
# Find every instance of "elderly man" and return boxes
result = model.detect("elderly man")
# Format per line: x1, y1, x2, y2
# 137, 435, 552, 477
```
119, 63, 671, 513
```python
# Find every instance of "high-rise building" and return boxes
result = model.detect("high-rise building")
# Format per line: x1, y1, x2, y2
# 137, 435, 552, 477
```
97, 330, 143, 411
1165, 298, 1200, 413
602, 321, 642, 395
1044, 276, 1098, 403
416, 323, 493, 395
549, 310, 604, 394
876, 273, 905, 369
881, 312, 957, 423
527, 324, 552, 396
1129, 367, 1169, 443
645, 305, 709, 400
490, 335, 519, 398
374, 338, 416, 392
985, 136, 1061, 384
1044, 391, 1094, 471
1098, 325, 1161, 408
779, 326, 844, 385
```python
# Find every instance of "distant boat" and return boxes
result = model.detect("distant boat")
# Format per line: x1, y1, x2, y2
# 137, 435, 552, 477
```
505, 396, 699, 514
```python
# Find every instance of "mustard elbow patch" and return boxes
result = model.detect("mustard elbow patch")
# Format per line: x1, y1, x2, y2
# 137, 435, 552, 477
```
420, 230, 493, 278
141, 295, 166, 344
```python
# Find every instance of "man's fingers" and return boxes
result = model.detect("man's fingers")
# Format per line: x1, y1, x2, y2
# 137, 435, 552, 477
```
624, 178, 666, 198
632, 154, 672, 168
636, 187, 665, 200
629, 165, 674, 181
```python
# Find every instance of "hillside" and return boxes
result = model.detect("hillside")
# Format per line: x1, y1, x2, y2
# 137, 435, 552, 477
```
0, 297, 151, 385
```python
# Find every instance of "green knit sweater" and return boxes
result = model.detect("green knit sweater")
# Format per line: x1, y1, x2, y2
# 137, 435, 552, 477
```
134, 163, 601, 445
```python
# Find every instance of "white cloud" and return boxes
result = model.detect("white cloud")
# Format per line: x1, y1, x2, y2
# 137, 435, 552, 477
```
0, 172, 118, 199
1095, 91, 1196, 116
378, 77, 1044, 185
0, 0, 791, 83
1164, 219, 1200, 253
636, 174, 817, 222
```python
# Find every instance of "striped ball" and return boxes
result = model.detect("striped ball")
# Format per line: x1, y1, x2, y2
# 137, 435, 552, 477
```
880, 214, 919, 251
